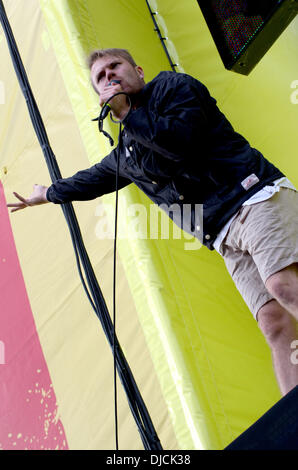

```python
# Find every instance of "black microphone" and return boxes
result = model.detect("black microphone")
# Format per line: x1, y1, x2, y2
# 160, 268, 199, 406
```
91, 79, 121, 146
99, 79, 121, 120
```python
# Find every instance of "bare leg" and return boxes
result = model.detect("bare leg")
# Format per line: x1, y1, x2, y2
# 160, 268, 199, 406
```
265, 263, 298, 321
257, 300, 298, 396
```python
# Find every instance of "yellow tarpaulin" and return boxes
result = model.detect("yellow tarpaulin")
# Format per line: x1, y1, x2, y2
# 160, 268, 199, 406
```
1, 0, 297, 450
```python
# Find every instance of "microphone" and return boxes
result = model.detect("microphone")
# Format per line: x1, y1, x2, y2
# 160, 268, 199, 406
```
100, 79, 121, 120
91, 79, 127, 146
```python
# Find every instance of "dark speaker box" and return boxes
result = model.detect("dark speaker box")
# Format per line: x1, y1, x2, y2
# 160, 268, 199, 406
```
225, 385, 298, 449
197, 0, 298, 75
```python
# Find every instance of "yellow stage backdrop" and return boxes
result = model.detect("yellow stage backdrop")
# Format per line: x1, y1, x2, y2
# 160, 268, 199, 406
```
0, 0, 297, 450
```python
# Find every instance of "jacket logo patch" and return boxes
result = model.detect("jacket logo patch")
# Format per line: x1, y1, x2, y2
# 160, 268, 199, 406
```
241, 173, 260, 191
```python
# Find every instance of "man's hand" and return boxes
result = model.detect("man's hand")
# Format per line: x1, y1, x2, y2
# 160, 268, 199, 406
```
99, 82, 130, 121
7, 184, 49, 213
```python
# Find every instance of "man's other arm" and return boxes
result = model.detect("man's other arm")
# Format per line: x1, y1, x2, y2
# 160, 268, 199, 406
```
7, 149, 132, 212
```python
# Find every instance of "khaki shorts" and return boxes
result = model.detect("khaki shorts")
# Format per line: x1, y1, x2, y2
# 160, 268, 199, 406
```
221, 188, 298, 320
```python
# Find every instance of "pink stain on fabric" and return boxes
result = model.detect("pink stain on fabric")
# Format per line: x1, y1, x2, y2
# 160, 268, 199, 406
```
0, 181, 68, 450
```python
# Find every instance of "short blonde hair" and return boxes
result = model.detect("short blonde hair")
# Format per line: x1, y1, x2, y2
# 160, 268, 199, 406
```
87, 48, 137, 70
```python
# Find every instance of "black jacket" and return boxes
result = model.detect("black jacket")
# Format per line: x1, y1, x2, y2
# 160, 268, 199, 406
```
46, 71, 284, 250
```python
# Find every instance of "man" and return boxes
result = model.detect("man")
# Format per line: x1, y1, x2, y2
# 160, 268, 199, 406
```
7, 48, 298, 396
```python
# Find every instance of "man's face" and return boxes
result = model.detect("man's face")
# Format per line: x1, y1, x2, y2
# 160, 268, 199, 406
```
90, 55, 145, 97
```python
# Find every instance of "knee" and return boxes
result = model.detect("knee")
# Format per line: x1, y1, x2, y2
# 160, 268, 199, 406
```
266, 266, 298, 306
257, 301, 294, 345
267, 278, 293, 304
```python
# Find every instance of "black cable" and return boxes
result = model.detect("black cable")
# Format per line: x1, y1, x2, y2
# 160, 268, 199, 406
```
113, 121, 123, 450
94, 92, 132, 450
113, 131, 119, 451
145, 0, 178, 72
0, 0, 162, 451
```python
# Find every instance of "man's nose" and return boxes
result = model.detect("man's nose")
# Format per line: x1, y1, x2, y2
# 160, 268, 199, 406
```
106, 70, 116, 83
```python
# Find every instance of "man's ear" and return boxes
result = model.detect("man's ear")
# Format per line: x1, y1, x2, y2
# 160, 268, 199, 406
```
136, 66, 145, 80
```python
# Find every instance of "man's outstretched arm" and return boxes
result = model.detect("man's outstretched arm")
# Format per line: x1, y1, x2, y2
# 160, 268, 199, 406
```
6, 149, 132, 213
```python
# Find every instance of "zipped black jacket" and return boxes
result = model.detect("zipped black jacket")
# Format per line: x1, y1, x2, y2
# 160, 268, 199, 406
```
46, 71, 284, 250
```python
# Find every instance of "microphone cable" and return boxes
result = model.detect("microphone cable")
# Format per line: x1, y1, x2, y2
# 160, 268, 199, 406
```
0, 0, 162, 451
93, 88, 131, 450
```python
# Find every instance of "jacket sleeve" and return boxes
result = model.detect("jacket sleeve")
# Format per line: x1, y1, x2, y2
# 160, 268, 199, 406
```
46, 149, 132, 204
122, 73, 211, 162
